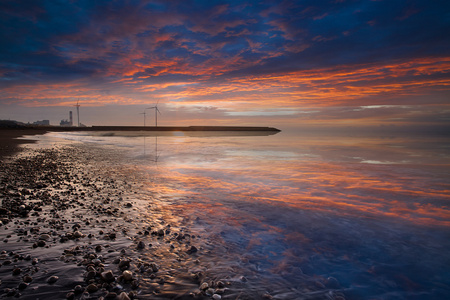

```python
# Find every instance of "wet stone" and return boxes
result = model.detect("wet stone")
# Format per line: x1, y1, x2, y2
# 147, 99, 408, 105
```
12, 267, 21, 275
117, 292, 131, 300
122, 270, 133, 281
187, 245, 198, 254
118, 259, 130, 270
137, 240, 145, 249
86, 283, 98, 293
73, 285, 84, 294
47, 275, 59, 284
105, 292, 118, 299
101, 270, 115, 283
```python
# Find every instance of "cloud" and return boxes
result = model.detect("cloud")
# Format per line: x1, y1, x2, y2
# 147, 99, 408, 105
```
0, 0, 449, 128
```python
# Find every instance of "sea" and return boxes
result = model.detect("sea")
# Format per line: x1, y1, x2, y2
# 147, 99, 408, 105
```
21, 129, 450, 299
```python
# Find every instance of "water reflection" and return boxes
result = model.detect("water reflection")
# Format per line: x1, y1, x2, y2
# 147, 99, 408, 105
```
132, 131, 450, 299
28, 131, 450, 299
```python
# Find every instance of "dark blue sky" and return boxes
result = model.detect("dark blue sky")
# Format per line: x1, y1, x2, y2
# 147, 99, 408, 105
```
1, 0, 449, 127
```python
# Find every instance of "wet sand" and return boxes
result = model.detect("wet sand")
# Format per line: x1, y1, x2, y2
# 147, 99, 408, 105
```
0, 131, 343, 300
0, 129, 48, 159
0, 140, 231, 299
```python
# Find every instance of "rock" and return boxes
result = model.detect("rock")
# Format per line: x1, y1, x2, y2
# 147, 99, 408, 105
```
39, 234, 51, 240
199, 282, 209, 290
73, 285, 84, 294
66, 292, 75, 300
85, 270, 96, 280
149, 262, 159, 272
240, 276, 247, 282
86, 283, 98, 293
23, 275, 33, 283
212, 294, 222, 300
137, 241, 145, 249
117, 292, 131, 300
157, 229, 165, 236
12, 268, 21, 275
122, 270, 133, 281
47, 275, 59, 284
105, 292, 118, 299
18, 282, 28, 290
95, 245, 102, 252
186, 245, 198, 254
101, 270, 115, 283
216, 281, 225, 288
206, 288, 215, 296
73, 231, 83, 238
118, 259, 130, 270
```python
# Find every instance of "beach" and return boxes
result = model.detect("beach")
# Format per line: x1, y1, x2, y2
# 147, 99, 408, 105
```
0, 131, 337, 300
1, 130, 449, 300
0, 133, 234, 299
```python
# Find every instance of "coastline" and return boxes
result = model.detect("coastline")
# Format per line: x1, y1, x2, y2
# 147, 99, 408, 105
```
0, 142, 227, 299
0, 129, 49, 160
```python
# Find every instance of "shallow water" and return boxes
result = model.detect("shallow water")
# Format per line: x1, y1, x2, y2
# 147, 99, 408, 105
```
23, 130, 450, 299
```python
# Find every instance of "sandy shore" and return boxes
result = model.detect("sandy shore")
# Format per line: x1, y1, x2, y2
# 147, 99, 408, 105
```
0, 129, 49, 159
0, 131, 344, 300
0, 141, 232, 299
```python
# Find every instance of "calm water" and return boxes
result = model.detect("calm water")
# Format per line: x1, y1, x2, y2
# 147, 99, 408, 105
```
25, 130, 450, 299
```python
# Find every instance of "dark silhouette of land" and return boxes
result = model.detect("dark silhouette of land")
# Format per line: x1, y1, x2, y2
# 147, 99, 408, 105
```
0, 121, 281, 158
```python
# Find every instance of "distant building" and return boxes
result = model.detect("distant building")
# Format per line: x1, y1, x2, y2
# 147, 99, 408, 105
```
60, 119, 71, 126
33, 120, 50, 126
60, 111, 74, 126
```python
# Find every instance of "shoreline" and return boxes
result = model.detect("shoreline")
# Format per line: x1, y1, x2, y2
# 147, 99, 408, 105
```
0, 129, 49, 160
0, 143, 227, 299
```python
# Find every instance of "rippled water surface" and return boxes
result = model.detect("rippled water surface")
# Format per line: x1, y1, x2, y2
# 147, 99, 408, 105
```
26, 130, 450, 299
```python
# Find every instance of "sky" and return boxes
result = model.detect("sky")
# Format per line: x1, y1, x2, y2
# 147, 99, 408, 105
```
0, 0, 449, 131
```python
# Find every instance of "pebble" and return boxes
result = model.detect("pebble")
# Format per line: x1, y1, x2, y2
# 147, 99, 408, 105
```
101, 270, 115, 283
105, 292, 118, 299
73, 231, 83, 238
86, 283, 98, 293
47, 275, 59, 284
212, 294, 222, 300
39, 234, 51, 240
73, 285, 84, 294
12, 267, 21, 275
23, 275, 33, 283
122, 270, 133, 281
186, 245, 198, 254
117, 292, 131, 300
149, 262, 159, 272
118, 259, 130, 270
137, 240, 145, 249
200, 282, 209, 290
18, 282, 28, 290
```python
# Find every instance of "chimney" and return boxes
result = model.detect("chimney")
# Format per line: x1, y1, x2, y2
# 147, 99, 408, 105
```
69, 111, 73, 126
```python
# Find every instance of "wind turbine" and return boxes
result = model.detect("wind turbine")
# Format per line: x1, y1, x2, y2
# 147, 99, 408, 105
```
74, 99, 80, 127
139, 111, 147, 126
147, 101, 161, 127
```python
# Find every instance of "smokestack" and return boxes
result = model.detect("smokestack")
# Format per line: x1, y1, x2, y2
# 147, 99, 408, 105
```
69, 111, 73, 126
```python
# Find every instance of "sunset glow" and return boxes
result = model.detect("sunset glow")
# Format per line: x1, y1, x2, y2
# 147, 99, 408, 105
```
1, 0, 449, 128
